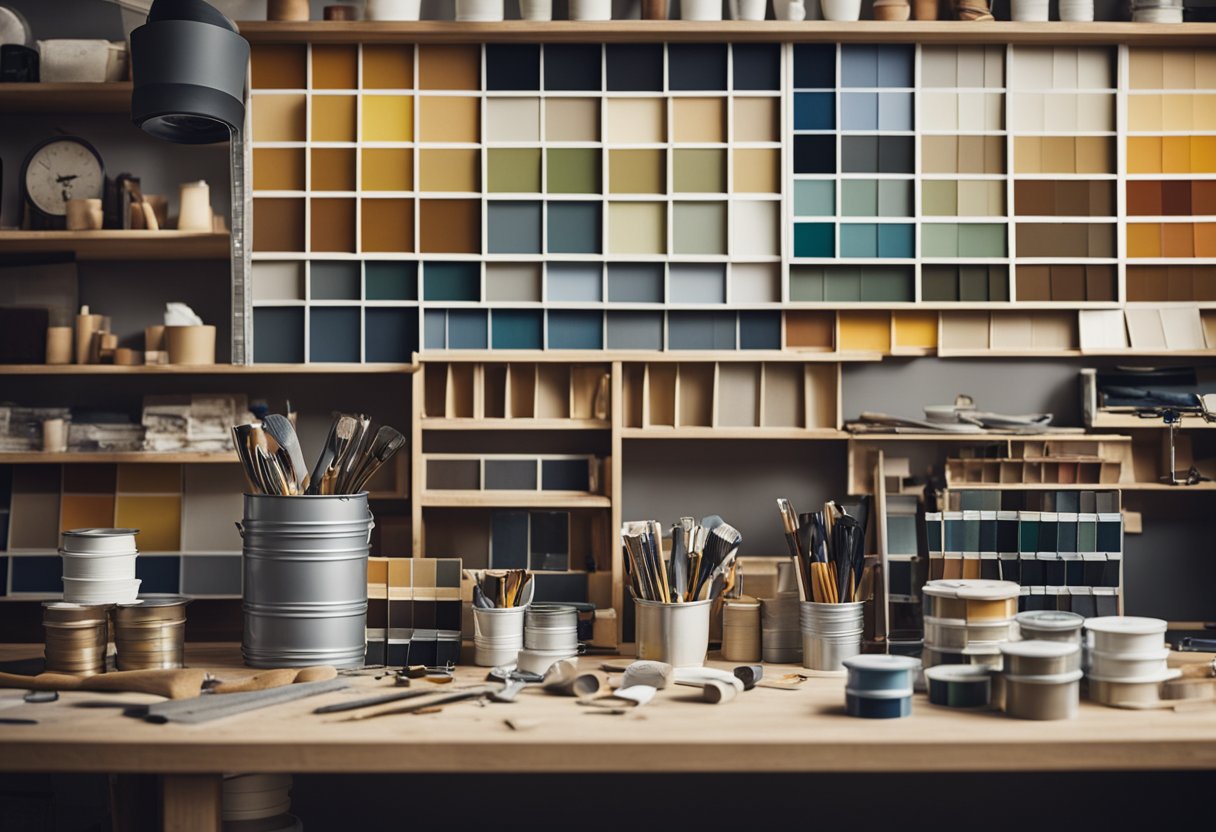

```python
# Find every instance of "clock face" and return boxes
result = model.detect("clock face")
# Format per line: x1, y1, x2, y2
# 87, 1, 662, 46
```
23, 139, 104, 217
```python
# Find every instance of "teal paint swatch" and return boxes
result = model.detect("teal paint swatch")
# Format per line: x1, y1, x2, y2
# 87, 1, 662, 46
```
794, 180, 834, 216
448, 310, 488, 349
492, 309, 542, 349
794, 222, 834, 257
840, 223, 878, 258
548, 202, 602, 254
365, 262, 417, 301
424, 262, 480, 302
548, 310, 603, 349
878, 223, 914, 258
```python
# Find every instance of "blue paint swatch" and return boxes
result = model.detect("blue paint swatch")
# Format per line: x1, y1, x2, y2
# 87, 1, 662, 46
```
547, 262, 602, 302
669, 43, 728, 91
841, 224, 878, 259
795, 92, 835, 130
310, 307, 360, 363
254, 307, 304, 363
733, 43, 780, 91
137, 556, 180, 593
794, 44, 835, 88
365, 261, 417, 301
794, 222, 835, 258
842, 92, 878, 131
739, 311, 781, 350
448, 310, 488, 349
424, 262, 480, 302
670, 263, 726, 304
424, 310, 446, 349
11, 556, 62, 593
548, 202, 602, 255
548, 309, 603, 349
607, 43, 663, 91
794, 135, 836, 174
492, 309, 543, 349
365, 308, 419, 362
668, 311, 736, 350
488, 201, 542, 254
544, 44, 601, 91
878, 223, 915, 258
879, 92, 914, 131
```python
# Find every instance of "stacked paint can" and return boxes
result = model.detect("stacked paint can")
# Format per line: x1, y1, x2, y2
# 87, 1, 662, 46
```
240, 494, 374, 669
114, 597, 189, 670
473, 605, 526, 667
721, 595, 762, 662
842, 655, 920, 719
42, 601, 110, 676
923, 664, 993, 708
518, 604, 579, 675
922, 579, 1019, 671
760, 595, 801, 663
999, 640, 1083, 720
1084, 616, 1177, 707
60, 528, 141, 604
1015, 610, 1084, 644
800, 601, 864, 671
222, 773, 301, 831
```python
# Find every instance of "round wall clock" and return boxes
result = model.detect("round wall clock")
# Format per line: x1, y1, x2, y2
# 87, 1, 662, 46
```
20, 136, 105, 230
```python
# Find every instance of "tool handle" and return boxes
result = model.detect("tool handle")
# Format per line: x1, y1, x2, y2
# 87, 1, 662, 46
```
0, 671, 86, 692
80, 669, 209, 699
210, 666, 337, 694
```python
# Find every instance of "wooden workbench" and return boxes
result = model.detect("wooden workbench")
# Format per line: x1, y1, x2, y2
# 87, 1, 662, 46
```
2, 644, 1214, 831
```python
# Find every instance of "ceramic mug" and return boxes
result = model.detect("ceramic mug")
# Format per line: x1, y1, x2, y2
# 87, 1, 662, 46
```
365, 0, 422, 19
455, 0, 504, 20
65, 198, 102, 230
681, 0, 724, 19
820, 0, 860, 19
519, 0, 553, 19
730, 0, 767, 18
569, 0, 613, 18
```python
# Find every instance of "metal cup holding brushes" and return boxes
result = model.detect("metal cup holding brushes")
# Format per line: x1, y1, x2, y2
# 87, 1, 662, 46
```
622, 515, 742, 667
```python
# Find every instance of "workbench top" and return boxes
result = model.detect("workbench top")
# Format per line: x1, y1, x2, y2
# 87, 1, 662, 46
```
2, 644, 1214, 774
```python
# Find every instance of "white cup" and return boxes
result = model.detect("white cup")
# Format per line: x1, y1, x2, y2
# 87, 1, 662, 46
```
1058, 0, 1093, 19
1009, 0, 1049, 20
681, 0, 723, 19
365, 0, 422, 19
730, 0, 767, 18
455, 0, 504, 20
820, 0, 860, 19
42, 418, 68, 453
519, 0, 553, 18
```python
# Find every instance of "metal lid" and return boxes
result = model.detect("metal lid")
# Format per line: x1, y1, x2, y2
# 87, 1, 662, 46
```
924, 665, 993, 684
62, 528, 140, 537
116, 596, 191, 609
1000, 640, 1081, 659
1084, 616, 1168, 636
923, 579, 1020, 600
842, 655, 922, 672
1016, 611, 1084, 631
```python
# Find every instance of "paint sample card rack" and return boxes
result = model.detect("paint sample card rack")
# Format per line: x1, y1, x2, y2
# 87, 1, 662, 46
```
419, 359, 611, 426
422, 453, 606, 502
928, 488, 1124, 615
367, 556, 463, 667
619, 360, 840, 434
943, 437, 1132, 487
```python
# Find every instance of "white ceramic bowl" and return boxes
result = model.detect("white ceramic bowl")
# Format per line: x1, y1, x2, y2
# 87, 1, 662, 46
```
63, 577, 141, 604
1087, 648, 1171, 681
61, 528, 139, 554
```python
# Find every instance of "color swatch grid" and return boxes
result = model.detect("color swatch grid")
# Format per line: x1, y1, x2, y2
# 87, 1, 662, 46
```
248, 41, 1216, 358
0, 464, 245, 598
1125, 48, 1216, 303
249, 42, 787, 357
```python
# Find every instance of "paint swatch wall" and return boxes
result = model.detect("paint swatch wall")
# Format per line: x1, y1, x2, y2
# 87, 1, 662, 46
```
247, 42, 1216, 360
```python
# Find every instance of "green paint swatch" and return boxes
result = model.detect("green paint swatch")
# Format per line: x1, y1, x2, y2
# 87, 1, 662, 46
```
842, 180, 878, 217
673, 202, 726, 255
673, 149, 726, 193
794, 180, 834, 216
488, 148, 541, 193
609, 149, 665, 195
548, 148, 601, 194
922, 180, 958, 216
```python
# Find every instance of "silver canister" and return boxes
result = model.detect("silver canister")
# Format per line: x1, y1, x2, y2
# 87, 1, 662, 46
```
114, 596, 189, 670
799, 600, 864, 672
721, 596, 762, 662
635, 598, 712, 667
42, 601, 111, 676
524, 604, 579, 653
240, 493, 373, 669
761, 592, 801, 664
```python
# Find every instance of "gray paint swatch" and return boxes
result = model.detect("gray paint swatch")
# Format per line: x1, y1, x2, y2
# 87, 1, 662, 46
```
489, 201, 542, 254
547, 262, 602, 302
607, 311, 662, 350
670, 264, 726, 304
608, 263, 664, 303
485, 459, 538, 490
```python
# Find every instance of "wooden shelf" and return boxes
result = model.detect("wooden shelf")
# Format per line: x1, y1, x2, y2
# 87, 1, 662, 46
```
0, 452, 237, 464
422, 418, 609, 431
848, 432, 1103, 441
0, 82, 132, 114
1089, 413, 1216, 430
0, 231, 230, 261
622, 427, 848, 440
238, 20, 1216, 46
420, 491, 611, 508
420, 350, 881, 363
946, 481, 1216, 491
0, 363, 416, 375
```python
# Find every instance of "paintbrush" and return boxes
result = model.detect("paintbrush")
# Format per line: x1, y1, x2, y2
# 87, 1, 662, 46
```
231, 425, 260, 493
310, 414, 359, 495
263, 414, 308, 493
346, 426, 407, 494
670, 517, 694, 603
777, 499, 807, 602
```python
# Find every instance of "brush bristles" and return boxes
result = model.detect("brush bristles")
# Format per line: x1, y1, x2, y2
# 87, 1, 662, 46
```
335, 416, 357, 440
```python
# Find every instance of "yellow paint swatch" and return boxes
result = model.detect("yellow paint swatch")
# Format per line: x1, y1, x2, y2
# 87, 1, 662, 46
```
252, 94, 305, 142
1127, 136, 1162, 174
609, 202, 666, 255
839, 312, 891, 354
734, 97, 779, 142
115, 496, 181, 552
311, 95, 357, 142
362, 95, 413, 142
734, 149, 780, 193
1127, 223, 1161, 258
1163, 136, 1191, 174
59, 495, 115, 532
1128, 95, 1162, 131
362, 148, 413, 191
605, 99, 666, 144
673, 98, 726, 143
419, 149, 480, 192
893, 313, 939, 351
609, 149, 665, 194
1193, 136, 1216, 173
419, 97, 479, 143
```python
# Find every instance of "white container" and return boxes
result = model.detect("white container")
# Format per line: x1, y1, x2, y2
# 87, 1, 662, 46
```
473, 605, 526, 640
455, 0, 505, 20
1133, 6, 1183, 22
516, 646, 577, 675
1003, 670, 1081, 720
1087, 670, 1180, 707
177, 181, 213, 231
681, 0, 723, 19
474, 640, 521, 668
1087, 647, 1171, 681
730, 0, 767, 18
1057, 0, 1093, 21
61, 550, 137, 580
820, 0, 860, 20
62, 528, 140, 554
519, 0, 553, 19
924, 616, 1015, 650
635, 598, 712, 667
1000, 640, 1082, 676
569, 0, 612, 19
365, 0, 422, 19
63, 576, 141, 604
37, 39, 126, 83
1084, 616, 1168, 655
1009, 0, 1049, 20
773, 0, 812, 19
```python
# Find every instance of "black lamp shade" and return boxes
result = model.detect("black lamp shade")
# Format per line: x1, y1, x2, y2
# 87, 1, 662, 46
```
131, 0, 249, 144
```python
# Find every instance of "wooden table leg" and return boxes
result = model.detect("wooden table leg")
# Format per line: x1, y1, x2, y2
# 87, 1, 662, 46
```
161, 774, 222, 832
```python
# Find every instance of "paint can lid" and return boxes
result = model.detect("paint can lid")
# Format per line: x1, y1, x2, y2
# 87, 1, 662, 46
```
845, 687, 914, 700
1016, 611, 1084, 631
1000, 640, 1081, 659
1084, 616, 1168, 636
1089, 646, 1171, 662
924, 665, 993, 684
923, 579, 1020, 600
842, 654, 922, 673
